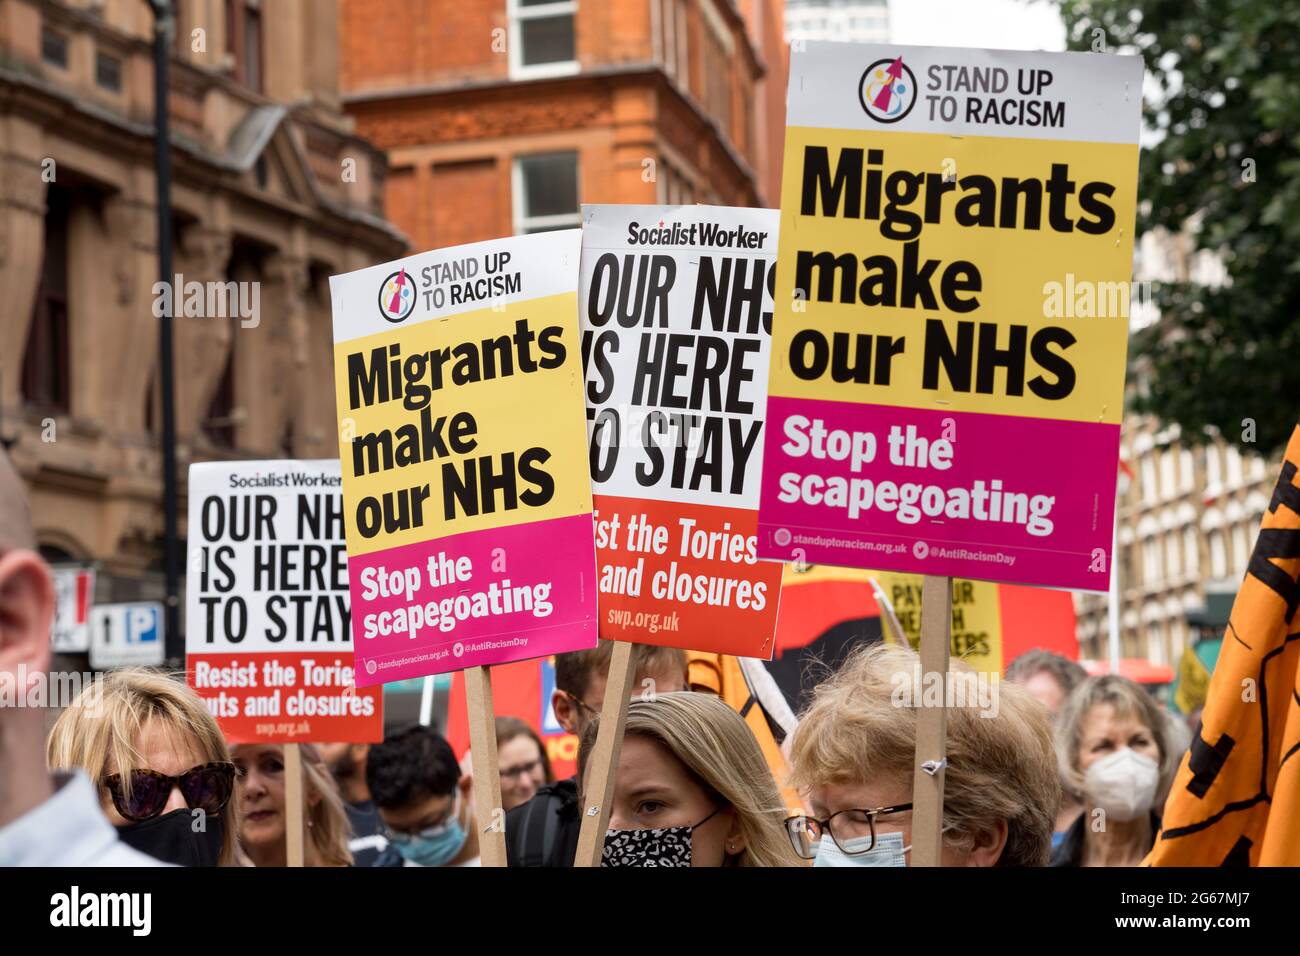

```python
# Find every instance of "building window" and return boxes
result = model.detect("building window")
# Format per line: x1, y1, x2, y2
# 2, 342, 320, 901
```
96, 51, 123, 92
1141, 456, 1158, 499
1204, 445, 1221, 490
1164, 531, 1181, 578
1226, 445, 1243, 486
22, 189, 72, 414
1232, 524, 1251, 575
1147, 623, 1166, 666
700, 5, 732, 138
659, 0, 689, 86
513, 152, 580, 234
1183, 527, 1199, 576
173, 0, 187, 56
1159, 451, 1175, 500
509, 0, 578, 78
41, 27, 68, 68
1142, 537, 1161, 585
204, 347, 236, 448
226, 0, 264, 92
657, 157, 696, 206
1208, 530, 1227, 579
243, 4, 262, 92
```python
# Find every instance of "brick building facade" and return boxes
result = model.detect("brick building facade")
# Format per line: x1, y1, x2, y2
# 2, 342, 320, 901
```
340, 0, 786, 253
0, 0, 404, 615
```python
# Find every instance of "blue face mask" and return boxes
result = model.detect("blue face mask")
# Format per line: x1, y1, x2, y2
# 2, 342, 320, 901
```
391, 794, 468, 867
812, 830, 909, 867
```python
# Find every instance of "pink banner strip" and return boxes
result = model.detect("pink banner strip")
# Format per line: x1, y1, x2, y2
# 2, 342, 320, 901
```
757, 397, 1120, 590
349, 513, 597, 686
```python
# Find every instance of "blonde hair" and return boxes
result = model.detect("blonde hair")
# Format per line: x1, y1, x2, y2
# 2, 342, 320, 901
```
301, 744, 354, 866
1055, 674, 1180, 804
47, 668, 239, 866
233, 743, 354, 867
579, 691, 804, 867
789, 642, 1060, 867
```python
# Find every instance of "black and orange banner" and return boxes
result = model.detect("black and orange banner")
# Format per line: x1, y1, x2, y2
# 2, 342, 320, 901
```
1147, 426, 1300, 866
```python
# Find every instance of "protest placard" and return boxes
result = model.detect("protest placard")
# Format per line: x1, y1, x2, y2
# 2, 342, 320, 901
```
328, 232, 598, 686
185, 459, 382, 745
580, 204, 783, 657
758, 43, 1143, 592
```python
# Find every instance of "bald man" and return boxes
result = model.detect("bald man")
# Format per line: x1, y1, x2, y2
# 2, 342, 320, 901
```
0, 449, 159, 865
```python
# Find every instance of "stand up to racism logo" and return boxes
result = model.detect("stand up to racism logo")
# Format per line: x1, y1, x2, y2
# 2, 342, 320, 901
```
378, 268, 416, 323
860, 55, 917, 123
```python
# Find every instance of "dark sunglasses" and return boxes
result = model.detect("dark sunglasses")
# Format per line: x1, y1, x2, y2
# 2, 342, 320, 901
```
103, 761, 237, 822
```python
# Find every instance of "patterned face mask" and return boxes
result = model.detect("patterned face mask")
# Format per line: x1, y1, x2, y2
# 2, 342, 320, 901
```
601, 806, 722, 867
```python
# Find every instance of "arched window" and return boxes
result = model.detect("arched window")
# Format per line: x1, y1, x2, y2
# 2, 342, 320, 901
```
1183, 527, 1199, 575
1232, 524, 1251, 575
1209, 530, 1227, 579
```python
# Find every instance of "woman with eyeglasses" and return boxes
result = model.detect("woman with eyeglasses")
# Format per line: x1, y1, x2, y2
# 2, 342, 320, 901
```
786, 642, 1060, 867
47, 667, 240, 866
496, 717, 553, 811
230, 742, 353, 867
578, 691, 804, 867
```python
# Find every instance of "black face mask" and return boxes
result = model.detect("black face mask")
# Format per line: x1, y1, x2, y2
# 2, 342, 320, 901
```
116, 809, 224, 867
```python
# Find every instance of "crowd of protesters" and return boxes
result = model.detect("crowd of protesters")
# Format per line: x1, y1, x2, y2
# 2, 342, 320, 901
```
0, 448, 1194, 868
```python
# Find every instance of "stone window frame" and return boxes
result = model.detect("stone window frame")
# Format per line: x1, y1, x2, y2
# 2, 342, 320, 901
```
511, 151, 581, 235
95, 49, 123, 92
508, 0, 580, 81
41, 25, 69, 69
225, 0, 265, 93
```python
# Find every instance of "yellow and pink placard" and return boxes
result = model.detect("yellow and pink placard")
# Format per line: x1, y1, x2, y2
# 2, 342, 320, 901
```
758, 43, 1143, 591
329, 232, 597, 686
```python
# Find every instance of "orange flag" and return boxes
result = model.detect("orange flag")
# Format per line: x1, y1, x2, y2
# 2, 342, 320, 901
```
1146, 426, 1300, 865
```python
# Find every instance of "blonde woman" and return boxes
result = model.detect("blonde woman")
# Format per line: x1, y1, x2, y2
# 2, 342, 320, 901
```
230, 742, 353, 867
47, 668, 239, 866
787, 642, 1060, 866
1051, 674, 1181, 867
578, 691, 803, 867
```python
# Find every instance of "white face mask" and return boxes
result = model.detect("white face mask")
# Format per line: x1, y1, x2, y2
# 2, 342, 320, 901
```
1083, 747, 1160, 822
812, 830, 909, 867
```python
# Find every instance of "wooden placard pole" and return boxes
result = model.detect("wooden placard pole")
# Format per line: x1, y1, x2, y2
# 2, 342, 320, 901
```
574, 640, 635, 868
910, 575, 951, 867
284, 742, 305, 868
464, 665, 507, 867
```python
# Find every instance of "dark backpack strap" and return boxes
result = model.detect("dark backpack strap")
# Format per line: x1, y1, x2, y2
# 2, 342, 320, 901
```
522, 791, 554, 867
506, 782, 573, 867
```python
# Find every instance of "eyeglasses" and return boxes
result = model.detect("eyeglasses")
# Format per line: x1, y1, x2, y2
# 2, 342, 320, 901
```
382, 793, 460, 845
103, 761, 237, 823
565, 691, 600, 717
784, 804, 914, 860
500, 759, 543, 781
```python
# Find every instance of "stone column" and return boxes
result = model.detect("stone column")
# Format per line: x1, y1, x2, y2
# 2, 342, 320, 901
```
247, 251, 310, 453
174, 224, 234, 447
0, 118, 48, 420
95, 184, 159, 435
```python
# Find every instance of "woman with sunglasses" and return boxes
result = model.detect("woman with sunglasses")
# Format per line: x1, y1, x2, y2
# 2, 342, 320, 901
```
786, 642, 1060, 867
47, 668, 239, 866
230, 742, 353, 866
